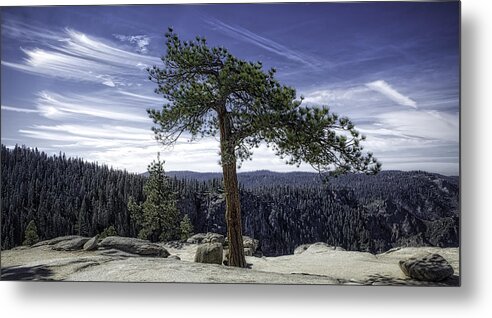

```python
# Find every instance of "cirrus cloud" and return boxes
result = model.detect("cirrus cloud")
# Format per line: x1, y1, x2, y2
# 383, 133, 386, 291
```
366, 80, 417, 108
2, 28, 160, 87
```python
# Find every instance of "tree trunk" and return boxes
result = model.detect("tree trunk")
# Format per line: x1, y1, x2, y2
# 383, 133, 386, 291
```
218, 112, 246, 268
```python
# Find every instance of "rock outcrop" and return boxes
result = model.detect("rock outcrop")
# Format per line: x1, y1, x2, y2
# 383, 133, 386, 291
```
1, 240, 459, 285
293, 244, 310, 255
294, 242, 346, 255
187, 232, 225, 244
98, 236, 169, 257
194, 243, 223, 265
242, 236, 260, 253
399, 253, 454, 281
243, 247, 254, 256
223, 235, 261, 255
189, 232, 261, 255
96, 248, 139, 257
32, 236, 82, 247
52, 237, 90, 251
83, 235, 99, 251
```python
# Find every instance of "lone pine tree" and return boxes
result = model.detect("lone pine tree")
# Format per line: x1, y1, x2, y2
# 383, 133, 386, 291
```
128, 155, 180, 242
147, 28, 381, 267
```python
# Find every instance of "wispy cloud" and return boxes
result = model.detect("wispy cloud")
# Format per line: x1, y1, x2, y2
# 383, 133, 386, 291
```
302, 86, 373, 105
34, 90, 152, 122
113, 34, 151, 54
1, 105, 39, 113
303, 84, 456, 144
300, 80, 458, 175
365, 80, 417, 108
375, 110, 458, 142
1, 15, 62, 44
19, 127, 154, 150
118, 90, 163, 102
30, 125, 154, 142
2, 27, 160, 87
207, 18, 322, 68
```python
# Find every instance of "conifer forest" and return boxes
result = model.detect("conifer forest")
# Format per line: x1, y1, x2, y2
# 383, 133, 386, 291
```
1, 145, 459, 256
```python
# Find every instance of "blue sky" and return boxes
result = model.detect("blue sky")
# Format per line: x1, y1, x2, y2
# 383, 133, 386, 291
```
1, 2, 460, 175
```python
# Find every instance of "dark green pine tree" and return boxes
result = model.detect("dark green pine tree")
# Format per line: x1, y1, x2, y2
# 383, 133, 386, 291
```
100, 225, 118, 239
23, 220, 39, 246
179, 214, 194, 241
146, 29, 381, 267
128, 154, 180, 242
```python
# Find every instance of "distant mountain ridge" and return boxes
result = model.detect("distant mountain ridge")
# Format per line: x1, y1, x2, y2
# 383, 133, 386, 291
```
148, 169, 459, 191
144, 169, 325, 187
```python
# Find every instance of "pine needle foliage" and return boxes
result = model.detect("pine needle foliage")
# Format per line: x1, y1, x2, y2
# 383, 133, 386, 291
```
147, 28, 381, 176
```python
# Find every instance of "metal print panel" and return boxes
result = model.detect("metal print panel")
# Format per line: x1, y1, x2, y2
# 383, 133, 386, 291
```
0, 1, 460, 286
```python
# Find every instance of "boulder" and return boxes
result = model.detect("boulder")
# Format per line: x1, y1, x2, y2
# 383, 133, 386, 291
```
306, 242, 335, 253
223, 249, 229, 264
244, 247, 254, 256
186, 233, 207, 244
194, 243, 223, 265
83, 235, 100, 251
294, 242, 345, 254
32, 235, 82, 247
168, 255, 181, 261
52, 237, 90, 251
99, 236, 169, 257
399, 253, 454, 282
224, 235, 260, 252
187, 232, 225, 245
294, 244, 311, 255
165, 241, 184, 249
242, 236, 259, 253
203, 233, 225, 244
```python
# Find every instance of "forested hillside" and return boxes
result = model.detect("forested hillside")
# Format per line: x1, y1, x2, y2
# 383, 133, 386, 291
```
1, 145, 459, 255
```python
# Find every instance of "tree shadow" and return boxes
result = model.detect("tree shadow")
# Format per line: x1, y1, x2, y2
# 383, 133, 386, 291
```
1, 265, 55, 281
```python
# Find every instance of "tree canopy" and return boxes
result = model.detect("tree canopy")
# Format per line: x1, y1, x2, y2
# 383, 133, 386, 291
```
147, 28, 381, 176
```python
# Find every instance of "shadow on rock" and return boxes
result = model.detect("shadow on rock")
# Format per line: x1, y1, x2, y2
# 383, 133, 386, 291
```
1, 265, 54, 281
363, 273, 460, 286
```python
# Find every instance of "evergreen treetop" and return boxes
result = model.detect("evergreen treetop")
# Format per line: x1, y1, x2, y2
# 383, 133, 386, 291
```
129, 154, 180, 242
23, 220, 39, 246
